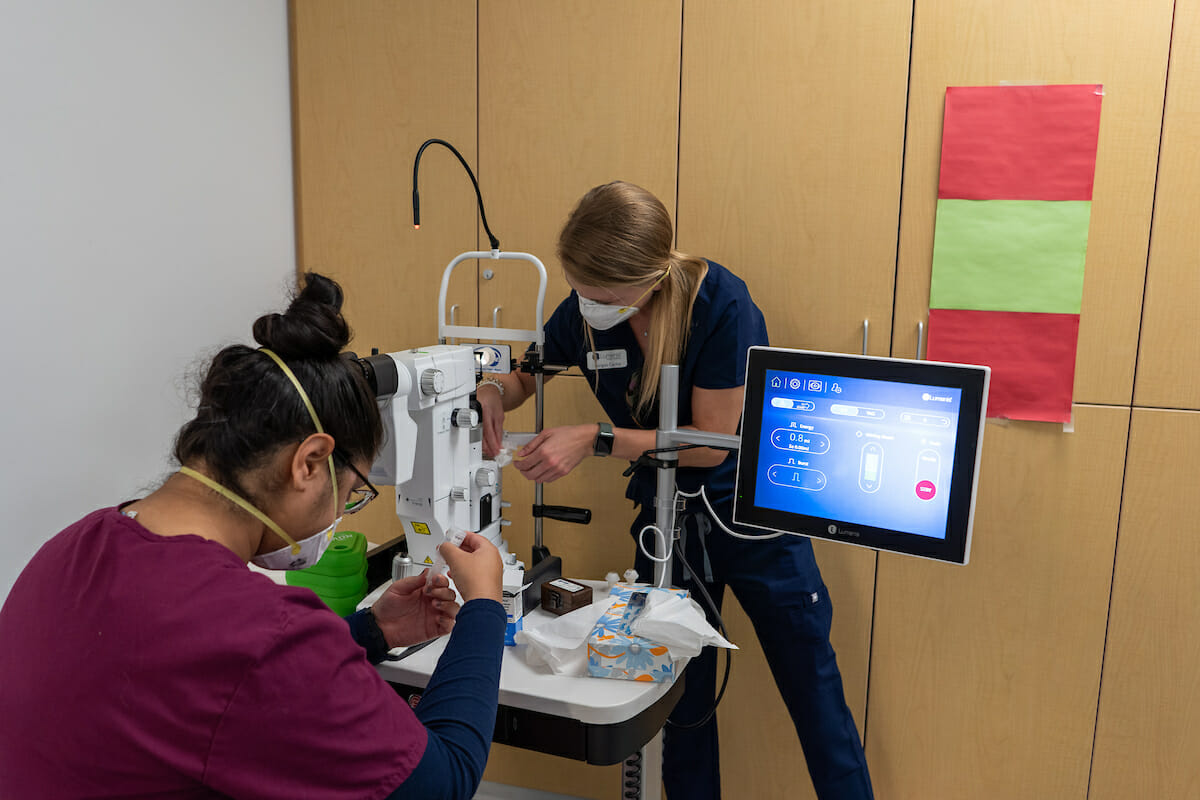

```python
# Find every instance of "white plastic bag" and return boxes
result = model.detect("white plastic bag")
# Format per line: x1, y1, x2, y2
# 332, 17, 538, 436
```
629, 591, 737, 659
516, 584, 737, 675
514, 596, 616, 676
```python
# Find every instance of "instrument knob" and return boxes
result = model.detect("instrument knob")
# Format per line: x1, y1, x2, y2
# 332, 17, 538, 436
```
419, 368, 445, 396
453, 407, 480, 428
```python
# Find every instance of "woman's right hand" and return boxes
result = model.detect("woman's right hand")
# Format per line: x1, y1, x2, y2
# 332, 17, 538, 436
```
439, 531, 503, 604
478, 382, 505, 459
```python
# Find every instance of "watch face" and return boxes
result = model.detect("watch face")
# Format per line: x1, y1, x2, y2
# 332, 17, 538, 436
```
595, 423, 615, 456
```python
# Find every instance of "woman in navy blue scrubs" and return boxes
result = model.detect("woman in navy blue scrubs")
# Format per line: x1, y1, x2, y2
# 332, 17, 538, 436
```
478, 181, 873, 800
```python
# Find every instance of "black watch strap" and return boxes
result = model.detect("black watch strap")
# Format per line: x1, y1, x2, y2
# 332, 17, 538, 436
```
593, 422, 615, 457
347, 607, 392, 664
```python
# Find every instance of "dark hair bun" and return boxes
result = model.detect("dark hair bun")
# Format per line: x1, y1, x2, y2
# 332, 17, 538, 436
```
252, 272, 351, 359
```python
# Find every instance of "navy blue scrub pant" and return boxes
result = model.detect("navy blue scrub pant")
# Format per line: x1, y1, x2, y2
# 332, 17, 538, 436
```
631, 502, 874, 800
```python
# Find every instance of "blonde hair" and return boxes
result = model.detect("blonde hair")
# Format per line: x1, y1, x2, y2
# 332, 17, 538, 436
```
557, 181, 708, 421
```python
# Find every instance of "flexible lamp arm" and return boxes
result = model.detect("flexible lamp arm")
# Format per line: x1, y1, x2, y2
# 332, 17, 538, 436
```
412, 138, 500, 251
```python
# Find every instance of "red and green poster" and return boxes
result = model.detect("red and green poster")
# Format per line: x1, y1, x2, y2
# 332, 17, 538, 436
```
926, 84, 1103, 423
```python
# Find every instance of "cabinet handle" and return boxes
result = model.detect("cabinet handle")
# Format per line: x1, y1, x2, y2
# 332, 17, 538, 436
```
492, 306, 502, 343
862, 319, 869, 356
917, 320, 926, 361
448, 304, 459, 345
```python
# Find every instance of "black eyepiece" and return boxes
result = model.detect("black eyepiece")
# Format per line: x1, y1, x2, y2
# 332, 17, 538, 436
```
345, 352, 399, 397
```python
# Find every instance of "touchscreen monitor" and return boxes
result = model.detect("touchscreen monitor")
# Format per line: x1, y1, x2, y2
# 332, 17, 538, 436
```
732, 347, 989, 564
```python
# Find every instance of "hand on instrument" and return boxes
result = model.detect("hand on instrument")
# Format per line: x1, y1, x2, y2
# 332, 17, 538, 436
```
512, 424, 597, 483
478, 382, 505, 458
440, 531, 503, 604
370, 570, 459, 647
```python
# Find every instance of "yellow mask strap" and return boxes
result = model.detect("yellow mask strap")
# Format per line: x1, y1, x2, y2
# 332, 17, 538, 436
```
178, 466, 301, 553
259, 348, 340, 520
619, 263, 672, 313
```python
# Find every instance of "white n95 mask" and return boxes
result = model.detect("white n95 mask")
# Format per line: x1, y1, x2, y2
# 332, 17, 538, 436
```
578, 296, 639, 331
250, 515, 342, 571
576, 266, 672, 332
179, 464, 343, 572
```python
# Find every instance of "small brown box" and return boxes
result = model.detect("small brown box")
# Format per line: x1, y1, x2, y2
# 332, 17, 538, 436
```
541, 578, 593, 616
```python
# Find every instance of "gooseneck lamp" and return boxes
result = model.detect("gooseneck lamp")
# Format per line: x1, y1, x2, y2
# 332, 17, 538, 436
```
411, 138, 500, 252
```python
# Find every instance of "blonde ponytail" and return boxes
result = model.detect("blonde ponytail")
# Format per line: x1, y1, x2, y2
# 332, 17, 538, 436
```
636, 253, 706, 419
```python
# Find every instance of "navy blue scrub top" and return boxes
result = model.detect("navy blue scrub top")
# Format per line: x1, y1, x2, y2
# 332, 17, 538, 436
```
541, 260, 769, 508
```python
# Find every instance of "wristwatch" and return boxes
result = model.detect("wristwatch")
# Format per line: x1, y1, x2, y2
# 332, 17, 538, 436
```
593, 422, 615, 457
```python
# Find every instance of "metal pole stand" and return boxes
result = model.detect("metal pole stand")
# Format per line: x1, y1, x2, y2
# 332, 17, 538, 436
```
652, 365, 742, 586
624, 366, 741, 798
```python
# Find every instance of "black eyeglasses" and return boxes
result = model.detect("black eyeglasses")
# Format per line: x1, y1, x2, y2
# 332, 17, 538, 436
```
333, 449, 379, 515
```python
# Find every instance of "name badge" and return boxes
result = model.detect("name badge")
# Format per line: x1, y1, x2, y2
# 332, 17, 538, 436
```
586, 349, 628, 370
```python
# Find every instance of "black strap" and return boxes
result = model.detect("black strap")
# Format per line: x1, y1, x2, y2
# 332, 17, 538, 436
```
345, 607, 392, 664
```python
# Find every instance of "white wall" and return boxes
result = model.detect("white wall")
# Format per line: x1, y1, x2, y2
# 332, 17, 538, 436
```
0, 2, 296, 599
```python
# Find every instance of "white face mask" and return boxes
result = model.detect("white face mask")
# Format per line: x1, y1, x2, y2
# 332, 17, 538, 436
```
578, 295, 639, 331
250, 514, 342, 571
180, 464, 343, 572
574, 266, 671, 332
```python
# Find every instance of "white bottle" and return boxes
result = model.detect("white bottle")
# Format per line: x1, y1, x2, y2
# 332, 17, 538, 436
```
426, 527, 468, 588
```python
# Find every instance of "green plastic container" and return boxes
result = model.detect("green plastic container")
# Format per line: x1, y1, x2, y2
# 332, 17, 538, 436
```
306, 529, 368, 578
286, 568, 367, 597
302, 581, 370, 616
286, 530, 368, 614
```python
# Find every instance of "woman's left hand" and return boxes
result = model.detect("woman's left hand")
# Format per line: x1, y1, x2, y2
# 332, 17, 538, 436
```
513, 424, 598, 483
370, 571, 459, 648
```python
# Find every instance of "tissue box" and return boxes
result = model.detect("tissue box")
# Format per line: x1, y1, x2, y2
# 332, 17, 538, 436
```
587, 583, 688, 683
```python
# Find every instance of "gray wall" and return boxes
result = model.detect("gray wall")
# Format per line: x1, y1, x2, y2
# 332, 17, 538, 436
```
0, 1, 296, 599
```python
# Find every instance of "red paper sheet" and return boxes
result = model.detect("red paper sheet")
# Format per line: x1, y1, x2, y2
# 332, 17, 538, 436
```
938, 85, 1102, 201
926, 308, 1080, 423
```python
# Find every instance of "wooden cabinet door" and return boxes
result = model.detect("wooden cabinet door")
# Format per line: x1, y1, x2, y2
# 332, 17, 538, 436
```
475, 4, 682, 797
677, 2, 913, 797
868, 406, 1129, 799
290, 0, 480, 543
474, 0, 682, 584
1134, 0, 1200, 410
1091, 408, 1200, 798
892, 0, 1174, 406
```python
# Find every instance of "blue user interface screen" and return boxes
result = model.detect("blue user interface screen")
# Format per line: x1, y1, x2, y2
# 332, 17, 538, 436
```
754, 370, 963, 539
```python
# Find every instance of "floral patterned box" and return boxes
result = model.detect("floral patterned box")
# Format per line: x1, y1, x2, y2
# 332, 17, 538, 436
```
587, 583, 688, 683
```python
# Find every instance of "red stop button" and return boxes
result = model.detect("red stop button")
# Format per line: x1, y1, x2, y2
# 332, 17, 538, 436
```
915, 480, 937, 500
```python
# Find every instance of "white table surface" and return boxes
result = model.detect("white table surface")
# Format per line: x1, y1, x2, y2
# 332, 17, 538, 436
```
373, 581, 683, 727
251, 564, 684, 728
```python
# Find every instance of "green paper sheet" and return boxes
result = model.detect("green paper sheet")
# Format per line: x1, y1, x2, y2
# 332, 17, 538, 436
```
930, 199, 1091, 314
